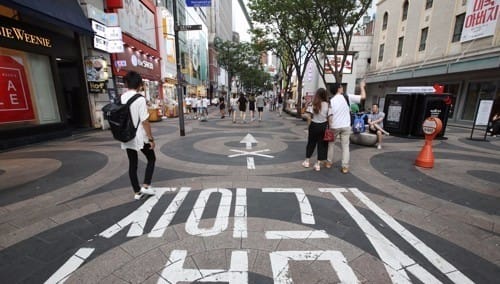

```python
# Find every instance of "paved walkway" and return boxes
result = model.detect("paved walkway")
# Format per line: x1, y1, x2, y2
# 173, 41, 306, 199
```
0, 106, 499, 283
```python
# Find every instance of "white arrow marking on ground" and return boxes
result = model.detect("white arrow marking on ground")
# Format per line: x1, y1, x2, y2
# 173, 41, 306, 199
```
229, 134, 274, 169
240, 133, 258, 149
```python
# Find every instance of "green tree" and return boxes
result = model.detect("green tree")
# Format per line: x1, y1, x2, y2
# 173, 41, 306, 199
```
250, 0, 322, 117
311, 0, 372, 86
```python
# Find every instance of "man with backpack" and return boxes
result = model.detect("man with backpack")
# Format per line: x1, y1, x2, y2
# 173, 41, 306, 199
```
120, 71, 157, 200
326, 80, 366, 173
368, 103, 386, 149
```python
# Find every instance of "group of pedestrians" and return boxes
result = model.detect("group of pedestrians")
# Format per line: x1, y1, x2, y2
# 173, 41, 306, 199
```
302, 80, 386, 173
184, 94, 210, 120
224, 92, 266, 123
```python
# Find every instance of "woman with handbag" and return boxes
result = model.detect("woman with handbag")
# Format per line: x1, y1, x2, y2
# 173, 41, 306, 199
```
302, 88, 331, 171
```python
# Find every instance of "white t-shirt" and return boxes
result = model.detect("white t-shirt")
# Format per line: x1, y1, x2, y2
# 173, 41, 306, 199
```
120, 90, 149, 151
202, 98, 209, 108
311, 101, 330, 123
185, 97, 192, 106
329, 93, 361, 129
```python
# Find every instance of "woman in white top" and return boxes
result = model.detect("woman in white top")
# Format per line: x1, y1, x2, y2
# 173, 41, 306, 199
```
302, 88, 330, 171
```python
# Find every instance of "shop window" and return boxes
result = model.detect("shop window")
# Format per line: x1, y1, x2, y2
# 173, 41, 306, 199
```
378, 44, 384, 62
452, 13, 465, 42
0, 47, 60, 128
461, 81, 497, 121
419, 27, 428, 51
397, 37, 404, 57
382, 12, 388, 30
402, 1, 409, 21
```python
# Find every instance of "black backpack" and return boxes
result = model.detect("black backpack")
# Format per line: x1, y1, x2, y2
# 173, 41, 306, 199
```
102, 94, 143, 142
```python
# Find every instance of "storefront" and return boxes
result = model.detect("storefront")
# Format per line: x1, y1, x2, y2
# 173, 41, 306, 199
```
111, 0, 162, 121
0, 2, 93, 150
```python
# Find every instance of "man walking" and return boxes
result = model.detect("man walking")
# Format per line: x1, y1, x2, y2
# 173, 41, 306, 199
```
121, 71, 156, 200
327, 80, 366, 173
256, 92, 265, 121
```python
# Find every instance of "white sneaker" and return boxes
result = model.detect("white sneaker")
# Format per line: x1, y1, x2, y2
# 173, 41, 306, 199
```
377, 144, 382, 150
140, 186, 155, 195
134, 192, 145, 200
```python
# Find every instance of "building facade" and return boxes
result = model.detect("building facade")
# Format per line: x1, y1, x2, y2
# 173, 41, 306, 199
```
0, 0, 94, 150
366, 0, 500, 125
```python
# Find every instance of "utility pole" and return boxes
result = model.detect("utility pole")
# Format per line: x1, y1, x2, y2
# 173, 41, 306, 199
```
173, 0, 185, 136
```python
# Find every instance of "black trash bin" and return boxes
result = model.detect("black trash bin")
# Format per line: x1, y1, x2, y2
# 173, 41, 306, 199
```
383, 93, 451, 138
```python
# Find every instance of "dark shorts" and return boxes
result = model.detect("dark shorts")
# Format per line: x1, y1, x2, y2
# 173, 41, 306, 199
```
257, 107, 264, 112
239, 106, 246, 112
249, 105, 255, 111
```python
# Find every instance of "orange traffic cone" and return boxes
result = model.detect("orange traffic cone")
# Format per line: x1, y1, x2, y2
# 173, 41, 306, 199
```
415, 117, 443, 169
415, 140, 435, 168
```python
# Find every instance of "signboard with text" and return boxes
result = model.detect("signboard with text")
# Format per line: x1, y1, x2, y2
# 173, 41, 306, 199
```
461, 0, 499, 42
0, 55, 35, 123
324, 55, 353, 74
186, 0, 211, 7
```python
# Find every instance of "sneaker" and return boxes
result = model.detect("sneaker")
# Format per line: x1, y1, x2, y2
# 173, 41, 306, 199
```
324, 161, 332, 168
134, 192, 145, 200
314, 162, 320, 171
341, 167, 349, 174
140, 186, 155, 195
302, 160, 310, 168
377, 144, 382, 150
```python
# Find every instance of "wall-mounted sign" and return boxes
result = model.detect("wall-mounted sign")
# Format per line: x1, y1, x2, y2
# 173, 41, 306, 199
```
0, 55, 35, 123
461, 0, 499, 42
0, 24, 51, 48
88, 81, 107, 93
186, 0, 211, 7
85, 56, 108, 82
91, 20, 107, 38
106, 27, 122, 40
94, 36, 124, 53
324, 55, 353, 74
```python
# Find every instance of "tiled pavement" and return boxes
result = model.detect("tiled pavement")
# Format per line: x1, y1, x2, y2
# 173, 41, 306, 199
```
0, 106, 499, 283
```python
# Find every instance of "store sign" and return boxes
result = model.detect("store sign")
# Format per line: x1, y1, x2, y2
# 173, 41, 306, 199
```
461, 0, 499, 42
397, 86, 436, 93
0, 24, 51, 48
88, 81, 107, 93
131, 54, 153, 70
0, 55, 35, 123
94, 36, 124, 53
324, 55, 353, 74
85, 57, 109, 82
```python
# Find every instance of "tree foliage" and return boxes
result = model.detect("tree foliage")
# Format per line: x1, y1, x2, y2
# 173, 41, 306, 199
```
249, 0, 323, 117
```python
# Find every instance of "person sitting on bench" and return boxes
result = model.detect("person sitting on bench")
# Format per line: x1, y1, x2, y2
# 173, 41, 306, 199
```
368, 103, 386, 149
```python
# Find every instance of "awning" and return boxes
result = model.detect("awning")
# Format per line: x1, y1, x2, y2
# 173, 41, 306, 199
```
0, 0, 94, 35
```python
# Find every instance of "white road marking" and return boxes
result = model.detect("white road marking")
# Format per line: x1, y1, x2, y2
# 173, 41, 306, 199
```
185, 188, 232, 237
158, 250, 248, 283
262, 188, 315, 224
270, 250, 359, 284
233, 188, 248, 238
265, 230, 329, 239
240, 133, 258, 149
149, 187, 191, 238
44, 248, 95, 284
320, 188, 442, 284
228, 149, 274, 158
99, 188, 173, 238
349, 188, 475, 284
246, 157, 255, 169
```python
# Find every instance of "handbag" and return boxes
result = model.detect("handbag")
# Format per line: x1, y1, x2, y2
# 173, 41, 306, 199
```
324, 128, 335, 142
323, 106, 335, 142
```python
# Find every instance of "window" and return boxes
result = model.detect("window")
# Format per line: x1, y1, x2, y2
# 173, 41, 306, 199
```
402, 1, 409, 21
452, 13, 465, 42
397, 37, 404, 57
425, 0, 433, 9
419, 27, 428, 51
461, 81, 497, 121
382, 12, 388, 30
378, 44, 384, 62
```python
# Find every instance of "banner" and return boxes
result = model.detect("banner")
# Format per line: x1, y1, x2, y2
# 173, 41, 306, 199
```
324, 55, 353, 74
0, 55, 35, 123
461, 0, 499, 42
